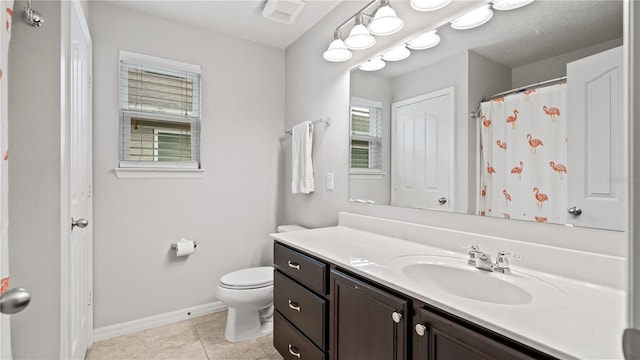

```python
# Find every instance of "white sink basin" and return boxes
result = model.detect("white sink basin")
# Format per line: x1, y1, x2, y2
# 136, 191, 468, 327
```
389, 255, 563, 306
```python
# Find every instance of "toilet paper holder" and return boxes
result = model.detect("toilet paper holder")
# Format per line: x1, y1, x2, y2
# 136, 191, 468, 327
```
171, 241, 197, 249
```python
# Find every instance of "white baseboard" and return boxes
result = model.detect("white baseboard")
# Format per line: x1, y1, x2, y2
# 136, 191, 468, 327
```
92, 301, 227, 342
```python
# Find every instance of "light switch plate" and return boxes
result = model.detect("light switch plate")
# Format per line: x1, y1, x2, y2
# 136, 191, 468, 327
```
326, 172, 334, 191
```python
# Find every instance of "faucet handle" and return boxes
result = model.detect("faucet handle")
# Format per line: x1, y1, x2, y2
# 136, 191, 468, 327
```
460, 244, 481, 265
493, 251, 523, 274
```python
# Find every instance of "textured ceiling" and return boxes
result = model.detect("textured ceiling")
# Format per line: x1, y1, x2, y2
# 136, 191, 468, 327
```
102, 0, 343, 49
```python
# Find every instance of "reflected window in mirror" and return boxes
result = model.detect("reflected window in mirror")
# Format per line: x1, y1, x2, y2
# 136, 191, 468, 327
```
350, 97, 383, 176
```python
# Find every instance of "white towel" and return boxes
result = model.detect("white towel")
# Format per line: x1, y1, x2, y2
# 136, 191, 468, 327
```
291, 121, 314, 194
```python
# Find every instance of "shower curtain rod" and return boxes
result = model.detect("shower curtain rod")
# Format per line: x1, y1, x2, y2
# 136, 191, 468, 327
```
471, 76, 567, 118
482, 76, 567, 103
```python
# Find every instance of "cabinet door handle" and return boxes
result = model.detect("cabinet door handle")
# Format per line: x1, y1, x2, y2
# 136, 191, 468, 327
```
392, 311, 403, 323
287, 261, 300, 270
288, 300, 301, 312
288, 344, 301, 358
415, 323, 428, 337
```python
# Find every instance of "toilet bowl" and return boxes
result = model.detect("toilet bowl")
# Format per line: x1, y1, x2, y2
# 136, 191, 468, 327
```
216, 225, 307, 342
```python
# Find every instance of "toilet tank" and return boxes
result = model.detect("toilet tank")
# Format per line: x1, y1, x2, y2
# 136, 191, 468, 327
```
277, 225, 307, 233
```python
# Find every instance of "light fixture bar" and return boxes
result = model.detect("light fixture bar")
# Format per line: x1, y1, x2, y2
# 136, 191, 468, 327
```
333, 0, 378, 33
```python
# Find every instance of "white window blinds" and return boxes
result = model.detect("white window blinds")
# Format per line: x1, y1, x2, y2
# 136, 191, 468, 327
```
119, 51, 202, 169
350, 98, 383, 171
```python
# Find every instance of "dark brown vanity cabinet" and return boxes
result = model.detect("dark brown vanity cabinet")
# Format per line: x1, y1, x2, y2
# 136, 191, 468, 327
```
273, 241, 555, 360
330, 269, 408, 360
412, 304, 555, 360
273, 242, 329, 360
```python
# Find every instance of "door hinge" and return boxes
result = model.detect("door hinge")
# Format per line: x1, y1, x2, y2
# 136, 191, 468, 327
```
88, 290, 92, 306
88, 76, 92, 89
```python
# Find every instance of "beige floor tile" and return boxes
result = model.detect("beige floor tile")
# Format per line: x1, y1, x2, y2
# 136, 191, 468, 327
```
191, 311, 226, 326
202, 337, 271, 360
193, 312, 228, 345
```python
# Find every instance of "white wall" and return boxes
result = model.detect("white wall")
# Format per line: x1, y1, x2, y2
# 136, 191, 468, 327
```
89, 2, 285, 328
512, 38, 623, 88
8, 1, 63, 357
284, 2, 626, 261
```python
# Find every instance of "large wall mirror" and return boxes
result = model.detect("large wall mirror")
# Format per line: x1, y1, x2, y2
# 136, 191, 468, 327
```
349, 0, 625, 231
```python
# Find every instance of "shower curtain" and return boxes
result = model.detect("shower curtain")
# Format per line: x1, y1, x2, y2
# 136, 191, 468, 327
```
478, 83, 567, 224
1, 0, 13, 357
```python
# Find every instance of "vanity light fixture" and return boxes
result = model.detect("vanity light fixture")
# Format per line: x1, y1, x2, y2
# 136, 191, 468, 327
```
492, 0, 535, 11
345, 14, 376, 50
323, 30, 353, 62
359, 56, 386, 71
410, 0, 452, 12
382, 45, 411, 62
451, 4, 494, 30
407, 30, 441, 50
368, 0, 404, 36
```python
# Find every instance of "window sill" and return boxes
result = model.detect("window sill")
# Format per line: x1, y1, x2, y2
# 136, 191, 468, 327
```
350, 170, 385, 180
114, 167, 204, 179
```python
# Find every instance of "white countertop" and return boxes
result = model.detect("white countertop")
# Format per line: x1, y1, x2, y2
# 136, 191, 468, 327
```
271, 225, 626, 360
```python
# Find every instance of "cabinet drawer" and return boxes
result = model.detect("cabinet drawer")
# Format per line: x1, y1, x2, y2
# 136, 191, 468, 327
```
274, 242, 327, 295
274, 311, 325, 360
274, 270, 327, 350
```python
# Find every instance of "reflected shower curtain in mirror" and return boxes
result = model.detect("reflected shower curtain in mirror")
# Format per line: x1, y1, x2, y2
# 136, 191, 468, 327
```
478, 83, 567, 224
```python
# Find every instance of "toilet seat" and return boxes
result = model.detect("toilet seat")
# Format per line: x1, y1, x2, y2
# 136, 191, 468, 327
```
219, 266, 273, 290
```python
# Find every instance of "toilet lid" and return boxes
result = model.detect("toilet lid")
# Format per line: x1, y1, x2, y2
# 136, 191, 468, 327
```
220, 266, 273, 289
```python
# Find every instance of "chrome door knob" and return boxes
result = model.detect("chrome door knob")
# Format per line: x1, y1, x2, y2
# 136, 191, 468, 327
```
438, 197, 447, 205
415, 323, 428, 336
0, 288, 31, 314
71, 217, 89, 230
568, 206, 582, 216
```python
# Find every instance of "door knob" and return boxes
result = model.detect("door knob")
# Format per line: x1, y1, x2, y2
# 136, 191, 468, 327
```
0, 288, 31, 314
71, 217, 89, 230
438, 197, 447, 205
567, 206, 582, 216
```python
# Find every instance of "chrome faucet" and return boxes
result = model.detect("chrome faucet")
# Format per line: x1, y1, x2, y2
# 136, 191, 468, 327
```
460, 245, 523, 274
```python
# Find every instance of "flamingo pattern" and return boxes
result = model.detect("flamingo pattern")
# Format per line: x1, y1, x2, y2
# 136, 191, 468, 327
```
506, 109, 519, 129
478, 83, 567, 226
549, 161, 567, 179
482, 116, 491, 131
510, 161, 524, 180
533, 187, 549, 208
543, 105, 560, 123
527, 133, 543, 155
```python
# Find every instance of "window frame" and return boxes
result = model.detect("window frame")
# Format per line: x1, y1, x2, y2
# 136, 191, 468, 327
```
116, 51, 203, 178
350, 97, 384, 177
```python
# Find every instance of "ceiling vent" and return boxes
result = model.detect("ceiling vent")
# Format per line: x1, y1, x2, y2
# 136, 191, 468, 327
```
262, 0, 306, 25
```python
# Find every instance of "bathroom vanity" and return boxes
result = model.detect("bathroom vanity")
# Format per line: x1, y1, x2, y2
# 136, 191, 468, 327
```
271, 214, 626, 360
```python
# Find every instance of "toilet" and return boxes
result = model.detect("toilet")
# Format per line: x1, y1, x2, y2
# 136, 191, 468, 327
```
216, 224, 307, 342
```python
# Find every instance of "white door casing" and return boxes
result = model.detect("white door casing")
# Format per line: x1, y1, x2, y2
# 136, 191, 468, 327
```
567, 46, 625, 231
63, 1, 93, 358
391, 87, 455, 211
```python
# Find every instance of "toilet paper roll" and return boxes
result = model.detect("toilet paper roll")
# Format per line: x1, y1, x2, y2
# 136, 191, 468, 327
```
175, 239, 195, 257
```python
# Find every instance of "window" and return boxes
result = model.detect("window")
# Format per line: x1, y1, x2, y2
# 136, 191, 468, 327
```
350, 97, 383, 174
119, 51, 201, 170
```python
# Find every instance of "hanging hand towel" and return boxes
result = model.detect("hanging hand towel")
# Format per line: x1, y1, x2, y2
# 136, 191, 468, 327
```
291, 121, 314, 194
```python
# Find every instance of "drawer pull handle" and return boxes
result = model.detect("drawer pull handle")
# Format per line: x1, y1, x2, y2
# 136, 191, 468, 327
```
288, 300, 301, 312
392, 311, 403, 323
415, 323, 428, 337
287, 261, 300, 270
288, 344, 301, 358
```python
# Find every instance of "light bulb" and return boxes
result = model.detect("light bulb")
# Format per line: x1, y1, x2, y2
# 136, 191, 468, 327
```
451, 4, 494, 30
323, 30, 352, 62
492, 0, 535, 11
368, 1, 404, 36
407, 30, 441, 50
382, 45, 410, 62
359, 57, 386, 72
345, 14, 376, 50
410, 0, 452, 12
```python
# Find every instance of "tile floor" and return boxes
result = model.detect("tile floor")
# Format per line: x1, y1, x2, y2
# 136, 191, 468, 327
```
85, 311, 283, 360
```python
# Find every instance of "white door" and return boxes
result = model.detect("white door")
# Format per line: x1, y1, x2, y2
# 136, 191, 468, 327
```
391, 87, 454, 210
68, 2, 92, 358
567, 46, 625, 231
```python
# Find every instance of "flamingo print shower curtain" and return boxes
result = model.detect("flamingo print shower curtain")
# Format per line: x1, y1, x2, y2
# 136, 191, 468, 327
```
478, 83, 567, 224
